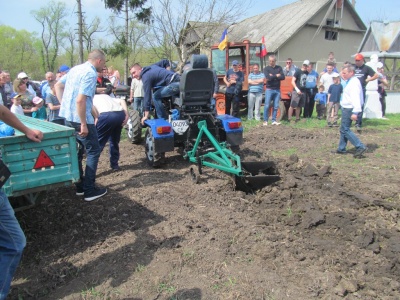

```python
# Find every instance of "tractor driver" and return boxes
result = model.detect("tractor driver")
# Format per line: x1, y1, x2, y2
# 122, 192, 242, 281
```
130, 63, 180, 124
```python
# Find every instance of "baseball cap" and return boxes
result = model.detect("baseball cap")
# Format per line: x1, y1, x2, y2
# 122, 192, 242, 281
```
17, 72, 29, 79
332, 72, 340, 78
355, 53, 364, 61
58, 65, 70, 73
377, 62, 384, 69
10, 92, 21, 99
232, 60, 239, 66
303, 60, 310, 66
32, 96, 44, 105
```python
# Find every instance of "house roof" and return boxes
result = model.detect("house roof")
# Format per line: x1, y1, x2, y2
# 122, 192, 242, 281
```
358, 21, 400, 53
225, 0, 365, 52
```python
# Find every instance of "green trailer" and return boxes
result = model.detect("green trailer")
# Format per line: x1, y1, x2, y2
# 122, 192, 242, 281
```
0, 115, 79, 209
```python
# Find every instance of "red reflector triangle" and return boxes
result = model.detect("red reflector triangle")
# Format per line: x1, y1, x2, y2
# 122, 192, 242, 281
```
33, 150, 55, 169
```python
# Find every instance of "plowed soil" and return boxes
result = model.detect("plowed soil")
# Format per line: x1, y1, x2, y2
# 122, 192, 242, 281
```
9, 123, 400, 300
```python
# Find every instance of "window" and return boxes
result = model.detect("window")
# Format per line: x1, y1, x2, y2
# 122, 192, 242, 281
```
325, 30, 338, 41
326, 18, 340, 27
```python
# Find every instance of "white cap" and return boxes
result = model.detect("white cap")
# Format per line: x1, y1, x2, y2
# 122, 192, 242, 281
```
377, 62, 384, 68
332, 72, 340, 77
17, 72, 29, 79
302, 60, 310, 66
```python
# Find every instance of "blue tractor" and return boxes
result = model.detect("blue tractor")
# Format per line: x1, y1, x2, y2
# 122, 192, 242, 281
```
141, 55, 280, 193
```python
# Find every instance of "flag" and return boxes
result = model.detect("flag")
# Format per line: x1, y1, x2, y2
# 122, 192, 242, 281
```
260, 36, 268, 57
218, 29, 228, 51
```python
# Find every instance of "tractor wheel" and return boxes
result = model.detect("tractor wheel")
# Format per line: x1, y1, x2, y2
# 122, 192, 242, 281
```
216, 94, 226, 115
126, 110, 142, 144
144, 127, 163, 167
268, 101, 287, 122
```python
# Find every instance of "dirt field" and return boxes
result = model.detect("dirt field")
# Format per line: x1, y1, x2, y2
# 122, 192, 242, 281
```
9, 122, 400, 300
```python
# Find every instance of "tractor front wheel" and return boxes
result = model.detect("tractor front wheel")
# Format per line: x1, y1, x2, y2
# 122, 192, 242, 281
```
144, 127, 164, 167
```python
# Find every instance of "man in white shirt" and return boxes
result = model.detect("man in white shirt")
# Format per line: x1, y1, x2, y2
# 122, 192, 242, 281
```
333, 65, 367, 158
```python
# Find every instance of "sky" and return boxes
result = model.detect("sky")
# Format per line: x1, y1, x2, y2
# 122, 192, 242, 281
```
2, 0, 399, 37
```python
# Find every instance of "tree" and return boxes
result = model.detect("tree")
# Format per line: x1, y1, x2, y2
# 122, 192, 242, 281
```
64, 28, 77, 68
0, 25, 42, 79
31, 1, 69, 72
82, 16, 105, 53
151, 0, 249, 70
103, 0, 151, 84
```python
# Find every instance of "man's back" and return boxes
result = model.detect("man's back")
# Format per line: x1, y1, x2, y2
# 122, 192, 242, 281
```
59, 62, 97, 123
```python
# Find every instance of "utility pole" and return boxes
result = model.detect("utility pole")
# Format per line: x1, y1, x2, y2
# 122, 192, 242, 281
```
77, 0, 84, 63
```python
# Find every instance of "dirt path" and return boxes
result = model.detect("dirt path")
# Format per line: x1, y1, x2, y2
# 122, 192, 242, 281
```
10, 124, 400, 299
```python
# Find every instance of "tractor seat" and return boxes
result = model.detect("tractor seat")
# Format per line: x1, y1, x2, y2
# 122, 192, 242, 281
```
179, 54, 214, 108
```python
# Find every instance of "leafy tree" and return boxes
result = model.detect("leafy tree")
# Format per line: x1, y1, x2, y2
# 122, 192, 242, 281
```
31, 1, 69, 72
0, 25, 42, 79
103, 0, 151, 84
151, 0, 249, 70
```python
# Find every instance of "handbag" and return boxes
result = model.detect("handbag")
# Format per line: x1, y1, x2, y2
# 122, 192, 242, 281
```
0, 159, 11, 188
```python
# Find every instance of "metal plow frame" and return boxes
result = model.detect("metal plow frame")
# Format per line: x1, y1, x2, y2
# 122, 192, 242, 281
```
184, 120, 280, 193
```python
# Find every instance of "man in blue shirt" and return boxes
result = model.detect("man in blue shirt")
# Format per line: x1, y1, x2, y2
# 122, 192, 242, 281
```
55, 49, 107, 202
223, 60, 243, 117
304, 63, 319, 118
130, 63, 180, 123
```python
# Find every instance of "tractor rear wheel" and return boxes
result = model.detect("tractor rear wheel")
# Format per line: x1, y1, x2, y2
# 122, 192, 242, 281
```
267, 101, 287, 122
126, 109, 142, 144
144, 127, 163, 167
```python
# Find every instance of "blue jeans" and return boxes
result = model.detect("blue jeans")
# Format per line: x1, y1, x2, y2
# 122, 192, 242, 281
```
264, 89, 281, 122
132, 97, 144, 117
338, 108, 365, 152
152, 82, 180, 119
96, 111, 125, 169
68, 122, 101, 193
0, 190, 26, 299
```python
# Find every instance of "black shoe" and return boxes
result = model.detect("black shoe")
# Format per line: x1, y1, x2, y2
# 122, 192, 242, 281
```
76, 186, 84, 196
353, 147, 367, 158
331, 150, 347, 155
84, 187, 107, 201
355, 125, 362, 133
328, 122, 333, 127
333, 122, 339, 127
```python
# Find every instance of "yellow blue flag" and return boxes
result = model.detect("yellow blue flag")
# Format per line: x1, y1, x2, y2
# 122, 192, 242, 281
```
218, 29, 228, 51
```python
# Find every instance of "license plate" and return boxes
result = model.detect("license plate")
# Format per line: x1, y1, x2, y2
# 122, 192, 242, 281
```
171, 120, 189, 134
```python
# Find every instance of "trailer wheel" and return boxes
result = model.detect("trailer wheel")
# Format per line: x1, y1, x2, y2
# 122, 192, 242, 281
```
144, 127, 163, 167
126, 110, 142, 144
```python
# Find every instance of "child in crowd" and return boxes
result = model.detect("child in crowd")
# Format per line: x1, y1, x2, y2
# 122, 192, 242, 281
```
10, 93, 24, 115
32, 96, 47, 120
314, 85, 327, 120
327, 74, 343, 127
45, 80, 61, 122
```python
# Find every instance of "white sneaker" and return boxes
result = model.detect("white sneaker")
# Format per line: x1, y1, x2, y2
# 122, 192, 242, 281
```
272, 121, 281, 125
263, 121, 268, 126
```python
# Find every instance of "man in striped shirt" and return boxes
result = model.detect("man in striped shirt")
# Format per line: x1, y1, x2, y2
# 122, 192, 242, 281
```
247, 63, 265, 121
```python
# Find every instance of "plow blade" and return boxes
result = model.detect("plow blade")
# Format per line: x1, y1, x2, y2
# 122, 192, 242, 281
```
235, 161, 280, 193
